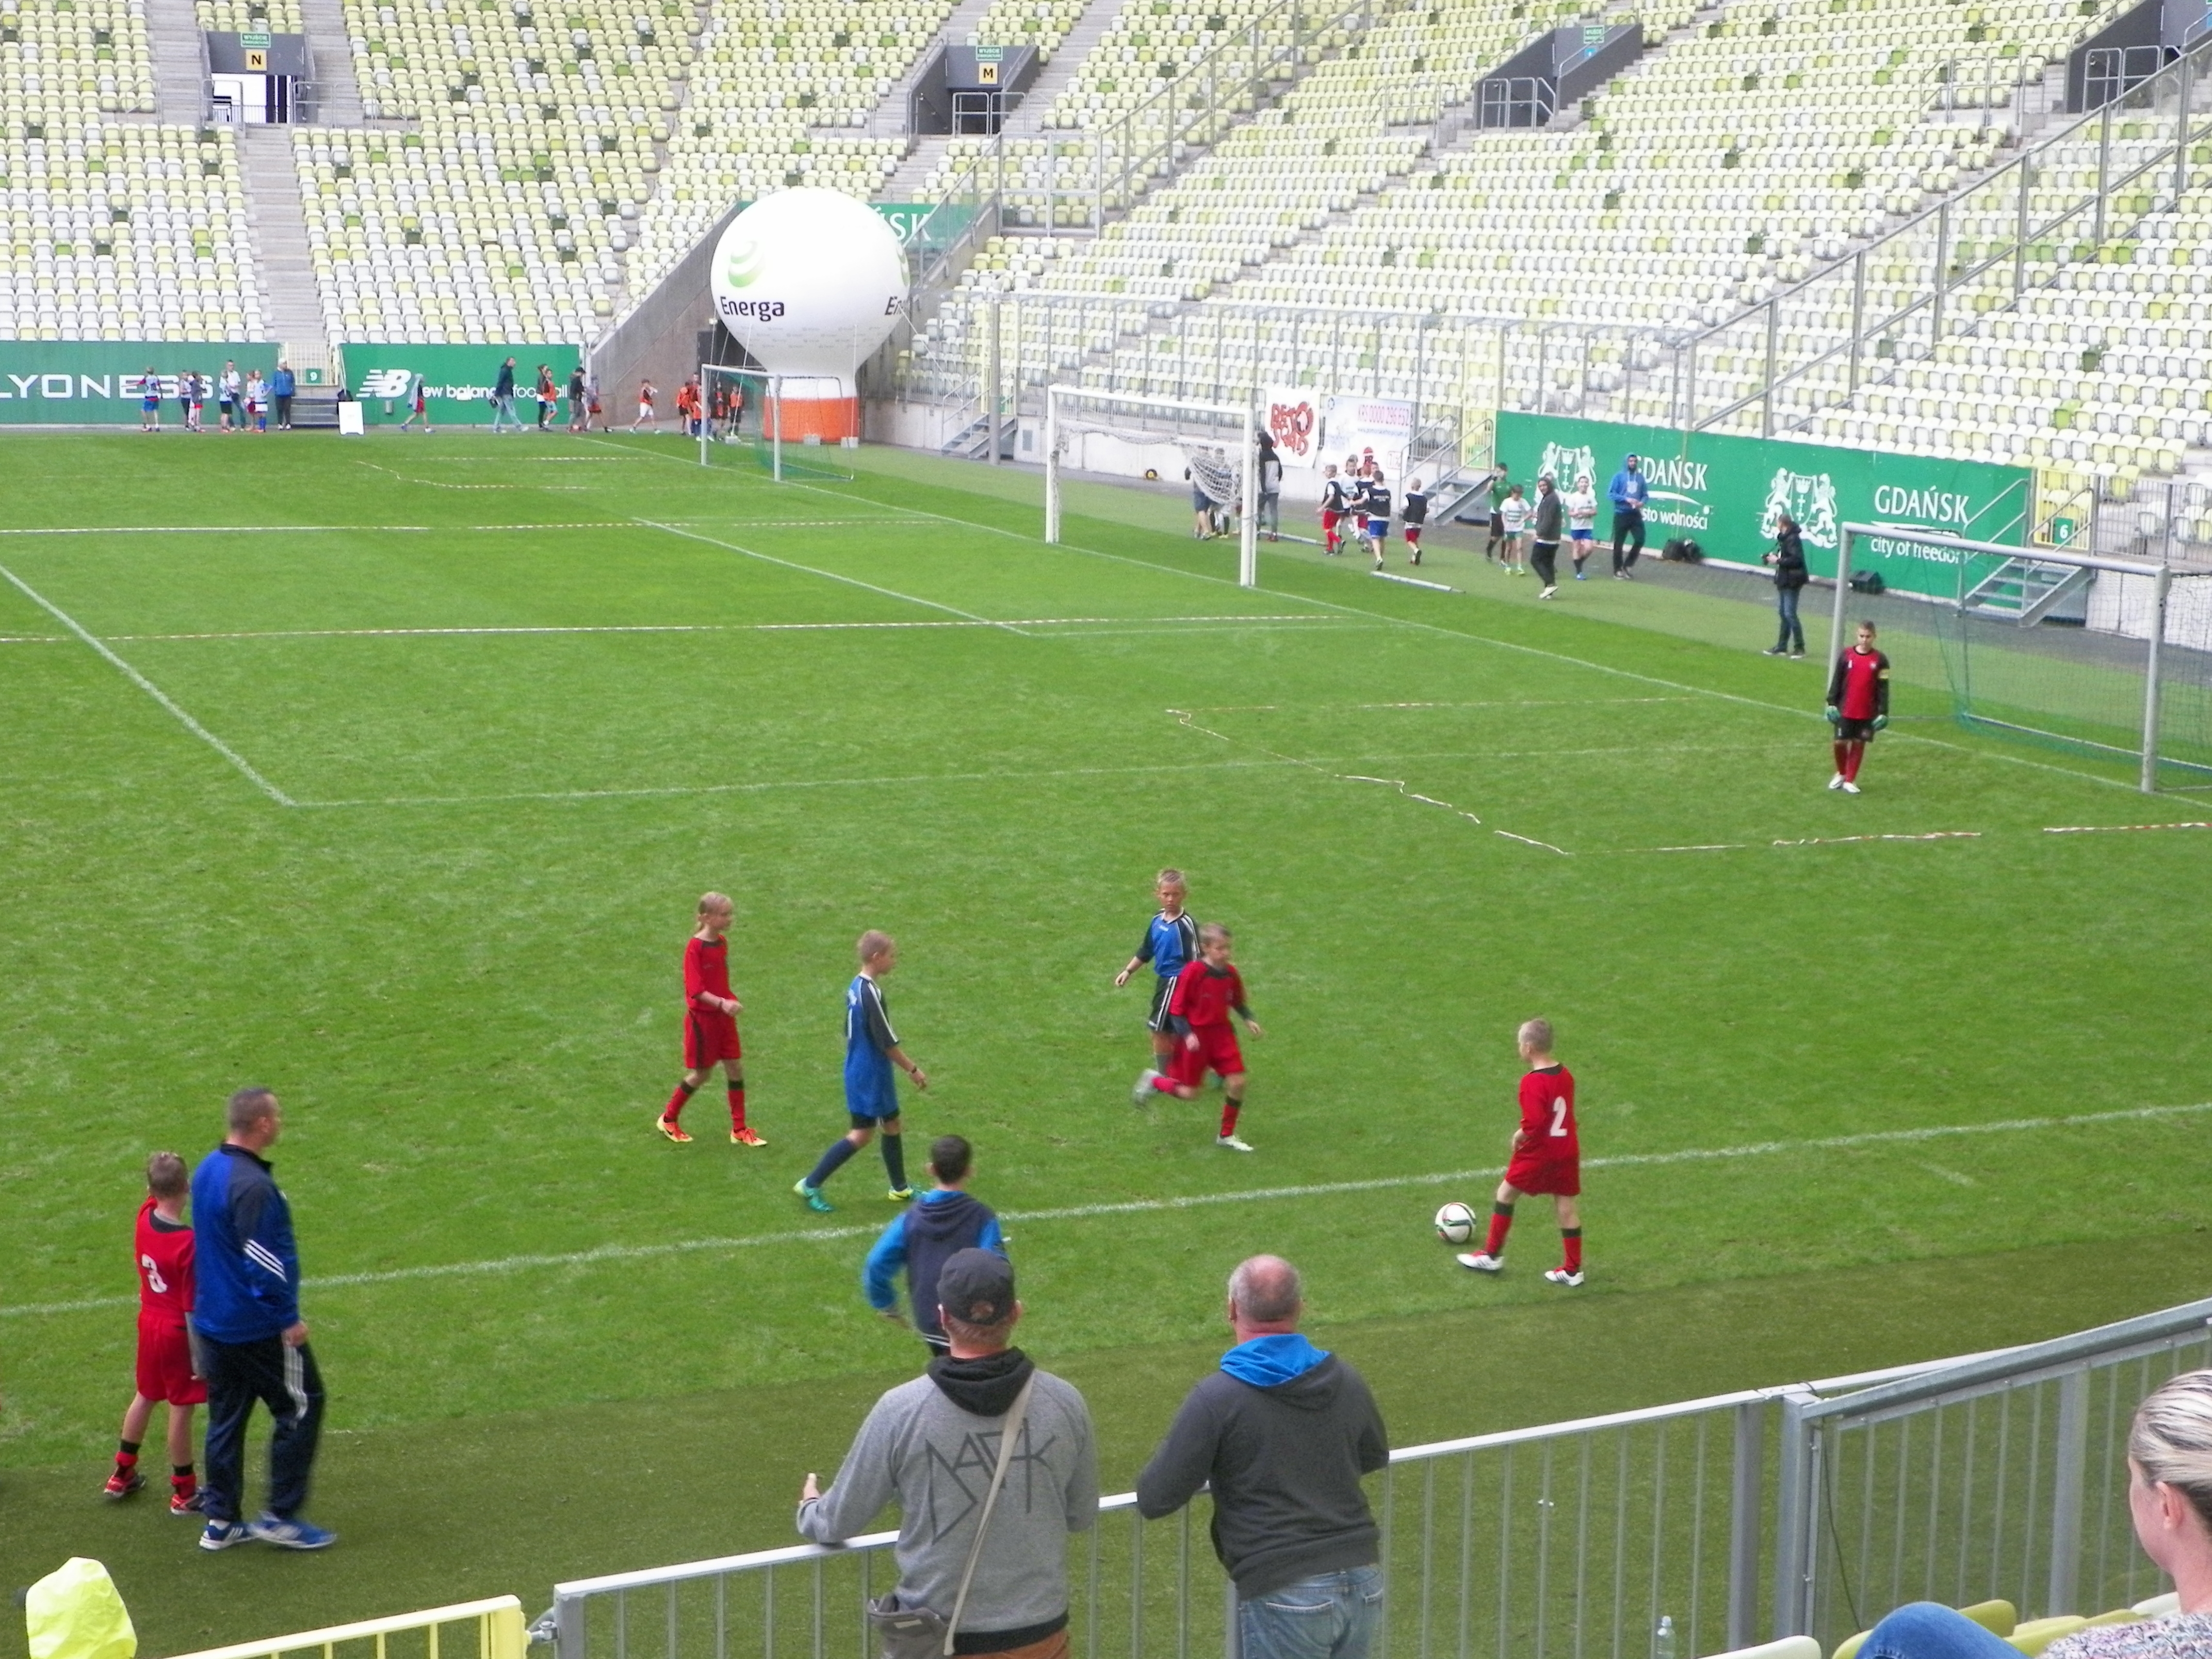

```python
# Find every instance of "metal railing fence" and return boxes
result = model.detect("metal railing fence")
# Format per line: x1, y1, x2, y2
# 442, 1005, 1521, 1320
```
173, 1597, 527, 1659
541, 1297, 2212, 1659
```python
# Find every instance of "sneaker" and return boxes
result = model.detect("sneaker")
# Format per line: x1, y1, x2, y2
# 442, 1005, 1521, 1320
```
103, 1468, 144, 1501
199, 1519, 251, 1551
1574, 571, 1587, 580
1841, 779, 1862, 794
248, 1514, 337, 1551
1539, 585, 1557, 599
656, 1116, 692, 1144
1790, 650, 1805, 659
1456, 1252, 1504, 1273
1544, 1268, 1586, 1287
887, 1186, 915, 1202
1216, 1133, 1255, 1152
171, 1487, 205, 1516
730, 1126, 768, 1147
1132, 1068, 1161, 1105
1827, 773, 1846, 790
1763, 647, 1787, 656
794, 1179, 834, 1213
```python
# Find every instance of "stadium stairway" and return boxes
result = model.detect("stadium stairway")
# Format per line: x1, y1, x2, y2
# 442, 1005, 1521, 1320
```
297, 0, 367, 124
142, 0, 210, 121
871, 0, 1009, 200
999, 0, 1130, 139
238, 125, 336, 377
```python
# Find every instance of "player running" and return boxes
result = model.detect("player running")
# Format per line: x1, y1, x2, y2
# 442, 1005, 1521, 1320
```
631, 380, 657, 432
795, 931, 928, 1212
1114, 867, 1199, 1071
1320, 464, 1348, 556
1132, 922, 1264, 1152
1362, 468, 1392, 571
1457, 1018, 1583, 1286
1826, 620, 1891, 793
1402, 478, 1428, 566
658, 892, 763, 1146
106, 1152, 205, 1512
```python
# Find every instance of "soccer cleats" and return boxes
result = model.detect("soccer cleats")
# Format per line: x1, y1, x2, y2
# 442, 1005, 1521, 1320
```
887, 1186, 916, 1202
198, 1519, 251, 1551
1456, 1253, 1504, 1273
103, 1469, 144, 1501
1827, 773, 1847, 790
1841, 780, 1862, 794
1216, 1133, 1255, 1152
656, 1116, 692, 1143
794, 1180, 834, 1213
1539, 586, 1558, 599
1132, 1068, 1161, 1105
1544, 1268, 1586, 1287
171, 1487, 205, 1516
731, 1127, 767, 1147
249, 1514, 337, 1550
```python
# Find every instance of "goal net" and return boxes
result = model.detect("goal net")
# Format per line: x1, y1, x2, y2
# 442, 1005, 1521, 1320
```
1043, 384, 1259, 588
1834, 525, 2212, 792
697, 365, 854, 482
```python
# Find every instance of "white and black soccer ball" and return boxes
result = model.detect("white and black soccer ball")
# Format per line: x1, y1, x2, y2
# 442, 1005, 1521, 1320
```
1434, 1201, 1476, 1245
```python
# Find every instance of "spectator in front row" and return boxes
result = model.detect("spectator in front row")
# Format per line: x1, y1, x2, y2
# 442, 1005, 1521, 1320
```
271, 361, 296, 430
864, 1134, 1006, 1358
1763, 512, 1808, 658
1138, 1256, 1389, 1659
1854, 1370, 2212, 1659
800, 1249, 1098, 1659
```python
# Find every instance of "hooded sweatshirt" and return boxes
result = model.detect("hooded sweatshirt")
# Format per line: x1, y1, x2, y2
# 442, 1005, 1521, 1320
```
863, 1189, 1007, 1340
1135, 1333, 1389, 1599
1607, 457, 1648, 511
798, 1349, 1099, 1652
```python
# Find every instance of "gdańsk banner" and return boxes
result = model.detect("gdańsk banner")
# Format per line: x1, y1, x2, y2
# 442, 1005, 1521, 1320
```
0, 341, 279, 424
1494, 412, 2034, 597
344, 343, 582, 426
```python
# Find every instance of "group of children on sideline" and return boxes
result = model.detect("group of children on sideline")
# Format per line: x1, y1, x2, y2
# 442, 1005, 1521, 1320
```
1319, 450, 1429, 570
134, 362, 292, 433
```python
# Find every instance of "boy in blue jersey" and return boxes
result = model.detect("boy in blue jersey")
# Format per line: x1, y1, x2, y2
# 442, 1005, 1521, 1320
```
1114, 868, 1198, 1071
863, 1134, 1006, 1357
796, 931, 928, 1213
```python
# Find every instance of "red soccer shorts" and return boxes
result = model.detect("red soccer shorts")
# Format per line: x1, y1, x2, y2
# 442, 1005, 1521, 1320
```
685, 1010, 742, 1069
136, 1314, 205, 1405
1404, 527, 1423, 547
1321, 510, 1341, 534
1163, 1024, 1244, 1088
1503, 1152, 1581, 1197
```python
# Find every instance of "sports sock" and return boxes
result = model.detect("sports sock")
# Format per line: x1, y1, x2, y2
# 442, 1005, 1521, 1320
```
1484, 1202, 1515, 1257
882, 1133, 908, 1191
726, 1084, 747, 1132
1562, 1228, 1583, 1274
1220, 1099, 1241, 1137
116, 1441, 139, 1469
172, 1466, 197, 1496
663, 1080, 696, 1123
1832, 740, 1849, 774
1844, 742, 1865, 782
806, 1136, 860, 1190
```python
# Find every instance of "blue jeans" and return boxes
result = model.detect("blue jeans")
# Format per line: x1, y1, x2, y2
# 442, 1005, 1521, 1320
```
1861, 1603, 2020, 1659
1775, 583, 1804, 652
1237, 1567, 1384, 1659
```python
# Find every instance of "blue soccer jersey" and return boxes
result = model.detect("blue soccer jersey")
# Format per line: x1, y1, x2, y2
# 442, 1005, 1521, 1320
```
1137, 910, 1199, 982
844, 972, 900, 1119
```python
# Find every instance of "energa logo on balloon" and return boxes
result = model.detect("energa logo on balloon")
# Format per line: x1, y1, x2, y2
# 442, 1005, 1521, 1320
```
722, 239, 766, 289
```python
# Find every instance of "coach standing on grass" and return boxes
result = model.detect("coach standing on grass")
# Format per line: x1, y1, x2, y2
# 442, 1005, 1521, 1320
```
1137, 1256, 1390, 1659
190, 1088, 335, 1552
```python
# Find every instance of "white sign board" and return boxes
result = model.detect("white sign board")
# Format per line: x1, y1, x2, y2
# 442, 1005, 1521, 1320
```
337, 400, 365, 435
1322, 395, 1415, 481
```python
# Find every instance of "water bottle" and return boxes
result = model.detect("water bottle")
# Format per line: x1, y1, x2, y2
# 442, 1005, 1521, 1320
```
1655, 1615, 1677, 1659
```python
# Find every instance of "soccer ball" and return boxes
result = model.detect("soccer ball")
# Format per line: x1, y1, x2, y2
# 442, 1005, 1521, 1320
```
1434, 1201, 1476, 1245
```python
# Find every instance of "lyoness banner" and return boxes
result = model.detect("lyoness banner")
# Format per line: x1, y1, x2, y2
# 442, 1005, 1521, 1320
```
1495, 413, 2034, 597
0, 341, 279, 424
345, 343, 582, 426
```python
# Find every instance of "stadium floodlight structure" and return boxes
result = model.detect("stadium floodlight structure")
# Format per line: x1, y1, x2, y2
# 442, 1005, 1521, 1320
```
1834, 523, 2211, 793
1044, 384, 1259, 588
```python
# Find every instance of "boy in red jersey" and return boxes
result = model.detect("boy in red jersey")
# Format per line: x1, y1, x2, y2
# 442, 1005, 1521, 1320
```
106, 1151, 205, 1511
659, 892, 766, 1146
1457, 1019, 1583, 1286
1132, 923, 1265, 1152
1825, 620, 1891, 794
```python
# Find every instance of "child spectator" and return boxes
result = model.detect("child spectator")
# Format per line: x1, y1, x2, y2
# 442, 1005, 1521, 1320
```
863, 1135, 1006, 1357
106, 1151, 204, 1513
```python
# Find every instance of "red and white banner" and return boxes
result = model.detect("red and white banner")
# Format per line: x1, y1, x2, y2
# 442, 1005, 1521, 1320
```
1263, 385, 1323, 470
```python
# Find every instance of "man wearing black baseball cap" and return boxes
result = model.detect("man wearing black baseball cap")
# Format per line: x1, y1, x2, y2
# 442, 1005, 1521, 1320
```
799, 1250, 1099, 1659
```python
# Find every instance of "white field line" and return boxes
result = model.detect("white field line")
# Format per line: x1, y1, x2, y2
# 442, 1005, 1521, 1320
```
9, 1101, 2207, 1321
2044, 821, 2212, 835
0, 525, 433, 535
0, 561, 296, 806
1170, 706, 1485, 827
105, 615, 1343, 644
356, 461, 586, 492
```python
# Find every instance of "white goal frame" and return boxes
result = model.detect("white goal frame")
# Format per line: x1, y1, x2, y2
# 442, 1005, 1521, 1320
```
1044, 383, 1259, 588
1836, 523, 2177, 793
698, 364, 783, 478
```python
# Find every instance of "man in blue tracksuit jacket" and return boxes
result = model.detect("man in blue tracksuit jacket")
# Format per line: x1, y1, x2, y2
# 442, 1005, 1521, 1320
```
863, 1134, 1006, 1358
1607, 453, 1649, 577
190, 1087, 335, 1551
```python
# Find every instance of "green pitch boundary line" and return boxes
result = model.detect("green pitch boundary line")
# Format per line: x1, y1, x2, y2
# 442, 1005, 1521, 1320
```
7, 1101, 2207, 1321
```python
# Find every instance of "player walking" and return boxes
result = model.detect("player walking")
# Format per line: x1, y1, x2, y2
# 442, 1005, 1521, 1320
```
105, 1152, 204, 1513
1402, 478, 1428, 566
795, 931, 927, 1212
1566, 472, 1598, 579
658, 892, 764, 1146
630, 380, 657, 432
1132, 923, 1264, 1152
1114, 867, 1199, 1071
1362, 468, 1393, 571
1320, 464, 1348, 556
1498, 484, 1531, 576
1826, 620, 1890, 793
1457, 1018, 1583, 1286
397, 371, 432, 433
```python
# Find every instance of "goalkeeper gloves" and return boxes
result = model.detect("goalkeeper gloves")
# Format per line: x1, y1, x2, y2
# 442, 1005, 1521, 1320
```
1825, 706, 1842, 726
1872, 714, 1889, 731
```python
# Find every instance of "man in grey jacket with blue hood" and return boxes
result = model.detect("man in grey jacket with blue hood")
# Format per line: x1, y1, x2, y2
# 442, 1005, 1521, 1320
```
1136, 1256, 1390, 1659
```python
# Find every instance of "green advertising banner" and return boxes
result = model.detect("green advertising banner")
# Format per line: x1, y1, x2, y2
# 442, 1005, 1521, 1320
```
0, 341, 279, 425
344, 342, 582, 426
1494, 413, 2035, 597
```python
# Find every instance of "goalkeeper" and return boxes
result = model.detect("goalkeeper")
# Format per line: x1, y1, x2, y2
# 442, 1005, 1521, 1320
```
1825, 621, 1891, 794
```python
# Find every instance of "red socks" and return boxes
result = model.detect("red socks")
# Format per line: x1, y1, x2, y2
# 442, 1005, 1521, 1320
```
662, 1080, 696, 1124
727, 1085, 747, 1132
1562, 1229, 1583, 1274
1843, 742, 1865, 783
1833, 740, 1849, 774
1484, 1204, 1515, 1257
1221, 1101, 1241, 1137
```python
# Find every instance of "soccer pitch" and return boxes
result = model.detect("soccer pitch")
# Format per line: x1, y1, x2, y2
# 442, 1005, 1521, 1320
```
2, 431, 2210, 1653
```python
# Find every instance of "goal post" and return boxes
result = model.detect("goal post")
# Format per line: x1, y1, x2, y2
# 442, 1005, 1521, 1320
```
696, 366, 856, 483
1044, 383, 1259, 588
1836, 522, 2209, 793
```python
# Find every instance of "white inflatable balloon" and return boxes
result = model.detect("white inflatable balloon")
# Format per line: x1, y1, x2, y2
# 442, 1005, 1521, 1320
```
709, 189, 905, 399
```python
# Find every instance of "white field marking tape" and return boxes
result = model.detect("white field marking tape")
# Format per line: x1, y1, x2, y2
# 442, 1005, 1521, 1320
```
1173, 697, 1694, 713
1172, 707, 1484, 826
294, 757, 1301, 810
11, 1100, 2209, 1320
1371, 570, 1459, 593
1494, 829, 1572, 855
0, 561, 295, 806
1641, 843, 1754, 854
357, 461, 586, 492
635, 518, 1033, 637
1770, 831, 1982, 848
2044, 821, 2212, 835
0, 525, 433, 535
1, 634, 63, 643
104, 615, 1341, 644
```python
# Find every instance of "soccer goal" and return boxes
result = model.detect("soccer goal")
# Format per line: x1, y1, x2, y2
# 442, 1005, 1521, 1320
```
1043, 384, 1259, 588
696, 365, 853, 482
1835, 523, 2212, 792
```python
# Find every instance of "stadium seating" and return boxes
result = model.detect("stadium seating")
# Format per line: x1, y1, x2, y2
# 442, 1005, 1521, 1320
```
193, 0, 302, 35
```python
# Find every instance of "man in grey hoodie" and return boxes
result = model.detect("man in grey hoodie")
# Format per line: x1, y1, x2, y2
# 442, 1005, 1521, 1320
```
799, 1250, 1099, 1659
1136, 1256, 1389, 1659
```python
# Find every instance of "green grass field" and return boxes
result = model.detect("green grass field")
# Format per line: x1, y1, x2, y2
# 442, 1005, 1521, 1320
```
3, 430, 2209, 1656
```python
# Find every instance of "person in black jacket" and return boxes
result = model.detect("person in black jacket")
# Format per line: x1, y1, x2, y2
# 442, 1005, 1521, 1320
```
861, 1135, 1007, 1358
1763, 514, 1809, 657
1530, 475, 1564, 598
1137, 1256, 1389, 1659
